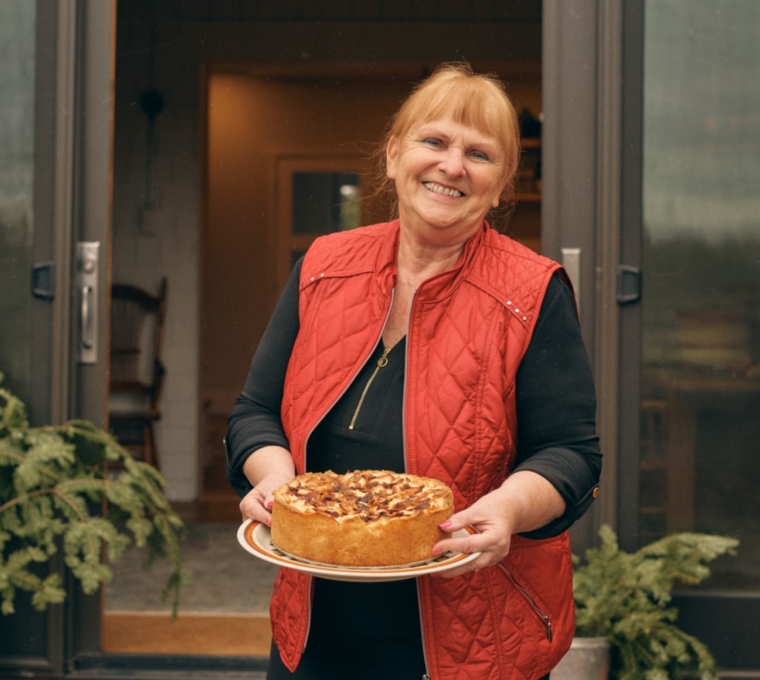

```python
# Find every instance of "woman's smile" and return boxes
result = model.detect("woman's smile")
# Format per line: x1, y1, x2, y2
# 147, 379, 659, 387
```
422, 181, 464, 198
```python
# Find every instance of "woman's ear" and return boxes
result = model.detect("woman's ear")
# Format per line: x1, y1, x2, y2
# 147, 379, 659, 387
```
386, 136, 399, 179
491, 178, 509, 209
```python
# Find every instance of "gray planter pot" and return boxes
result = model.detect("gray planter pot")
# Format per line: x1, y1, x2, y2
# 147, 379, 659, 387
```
551, 637, 610, 679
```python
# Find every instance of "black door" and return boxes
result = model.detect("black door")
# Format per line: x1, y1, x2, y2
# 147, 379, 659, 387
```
0, 0, 114, 674
618, 0, 760, 673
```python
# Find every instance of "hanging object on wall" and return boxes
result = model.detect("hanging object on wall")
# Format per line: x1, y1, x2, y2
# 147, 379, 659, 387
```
139, 88, 165, 235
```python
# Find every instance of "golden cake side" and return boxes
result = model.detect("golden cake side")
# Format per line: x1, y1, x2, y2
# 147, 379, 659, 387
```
270, 470, 454, 567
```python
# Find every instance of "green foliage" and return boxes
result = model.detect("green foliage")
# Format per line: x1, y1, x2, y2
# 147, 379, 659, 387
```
573, 525, 739, 680
0, 374, 188, 616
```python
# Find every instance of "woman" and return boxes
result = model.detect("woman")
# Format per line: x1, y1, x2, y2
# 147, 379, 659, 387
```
227, 63, 601, 680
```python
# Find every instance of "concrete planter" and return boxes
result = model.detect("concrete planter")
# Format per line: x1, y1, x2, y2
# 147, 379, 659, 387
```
551, 637, 610, 679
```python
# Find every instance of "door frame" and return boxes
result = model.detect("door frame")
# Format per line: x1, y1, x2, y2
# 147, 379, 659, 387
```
542, 0, 627, 551
66, 0, 116, 666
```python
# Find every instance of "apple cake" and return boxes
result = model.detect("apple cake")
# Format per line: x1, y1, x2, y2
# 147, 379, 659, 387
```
270, 470, 454, 567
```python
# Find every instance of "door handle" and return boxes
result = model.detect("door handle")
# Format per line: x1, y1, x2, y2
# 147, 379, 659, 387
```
31, 261, 56, 300
77, 242, 100, 363
616, 264, 642, 305
81, 285, 93, 349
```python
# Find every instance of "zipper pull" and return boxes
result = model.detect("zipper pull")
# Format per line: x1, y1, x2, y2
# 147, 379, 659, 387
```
377, 345, 391, 367
348, 344, 393, 430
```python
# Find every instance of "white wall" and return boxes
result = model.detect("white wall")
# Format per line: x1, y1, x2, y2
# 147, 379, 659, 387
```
112, 2, 203, 500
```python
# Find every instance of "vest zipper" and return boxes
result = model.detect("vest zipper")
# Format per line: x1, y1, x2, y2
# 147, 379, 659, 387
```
497, 563, 553, 642
347, 344, 392, 430
298, 290, 396, 652
403, 288, 433, 680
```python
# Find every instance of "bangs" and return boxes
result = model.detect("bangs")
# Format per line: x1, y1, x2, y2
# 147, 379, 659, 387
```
420, 80, 511, 145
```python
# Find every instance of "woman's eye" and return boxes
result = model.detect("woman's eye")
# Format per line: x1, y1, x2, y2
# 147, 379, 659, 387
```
470, 150, 490, 161
422, 138, 442, 147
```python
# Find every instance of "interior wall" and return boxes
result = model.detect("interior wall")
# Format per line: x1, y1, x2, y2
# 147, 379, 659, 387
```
204, 74, 419, 412
113, 0, 542, 502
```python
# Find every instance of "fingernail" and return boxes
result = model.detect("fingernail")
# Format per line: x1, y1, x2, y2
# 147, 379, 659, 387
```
432, 546, 442, 555
439, 520, 452, 530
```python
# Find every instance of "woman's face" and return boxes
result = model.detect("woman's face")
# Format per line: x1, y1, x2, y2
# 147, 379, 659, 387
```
386, 116, 508, 244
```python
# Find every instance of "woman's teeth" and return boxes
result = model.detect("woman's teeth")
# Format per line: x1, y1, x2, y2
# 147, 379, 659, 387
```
423, 182, 463, 198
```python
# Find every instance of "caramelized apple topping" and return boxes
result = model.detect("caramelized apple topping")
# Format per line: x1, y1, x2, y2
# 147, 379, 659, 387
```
281, 470, 452, 523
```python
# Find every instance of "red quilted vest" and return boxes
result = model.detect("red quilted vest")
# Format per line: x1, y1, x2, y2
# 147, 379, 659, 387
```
273, 221, 575, 679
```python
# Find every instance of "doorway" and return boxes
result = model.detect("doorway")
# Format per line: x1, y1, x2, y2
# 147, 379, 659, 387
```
103, 0, 544, 663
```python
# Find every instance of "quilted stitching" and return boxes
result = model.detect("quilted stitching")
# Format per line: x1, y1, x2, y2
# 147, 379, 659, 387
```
275, 222, 573, 678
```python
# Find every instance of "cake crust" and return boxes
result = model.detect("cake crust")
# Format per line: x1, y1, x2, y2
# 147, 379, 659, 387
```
270, 470, 454, 567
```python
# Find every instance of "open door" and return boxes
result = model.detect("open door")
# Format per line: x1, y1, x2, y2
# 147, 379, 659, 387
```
0, 0, 114, 673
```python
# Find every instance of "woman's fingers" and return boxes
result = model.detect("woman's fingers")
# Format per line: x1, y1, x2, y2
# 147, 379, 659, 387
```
239, 487, 271, 524
431, 491, 517, 578
239, 472, 295, 525
433, 527, 509, 560
432, 527, 512, 579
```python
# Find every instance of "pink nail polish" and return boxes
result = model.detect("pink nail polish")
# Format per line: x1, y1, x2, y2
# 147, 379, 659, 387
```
439, 520, 452, 530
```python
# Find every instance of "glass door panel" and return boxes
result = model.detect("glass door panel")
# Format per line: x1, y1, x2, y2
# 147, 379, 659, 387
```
0, 1, 63, 671
0, 0, 36, 407
640, 0, 760, 590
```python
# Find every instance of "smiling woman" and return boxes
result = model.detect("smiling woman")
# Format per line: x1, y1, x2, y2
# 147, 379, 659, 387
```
226, 63, 601, 680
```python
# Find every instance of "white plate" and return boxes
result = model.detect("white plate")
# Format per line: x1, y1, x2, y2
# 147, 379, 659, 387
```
237, 519, 480, 582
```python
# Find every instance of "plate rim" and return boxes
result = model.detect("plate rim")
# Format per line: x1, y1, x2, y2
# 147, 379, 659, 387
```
237, 519, 480, 581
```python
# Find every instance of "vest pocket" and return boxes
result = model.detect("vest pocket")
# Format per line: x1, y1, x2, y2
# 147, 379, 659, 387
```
496, 562, 553, 642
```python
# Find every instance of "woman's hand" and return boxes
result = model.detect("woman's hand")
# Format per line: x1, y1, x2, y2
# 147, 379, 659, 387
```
431, 471, 566, 578
238, 445, 296, 526
239, 471, 294, 526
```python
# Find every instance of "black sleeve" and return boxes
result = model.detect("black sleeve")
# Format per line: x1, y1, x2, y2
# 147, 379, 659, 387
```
512, 274, 602, 539
225, 260, 302, 497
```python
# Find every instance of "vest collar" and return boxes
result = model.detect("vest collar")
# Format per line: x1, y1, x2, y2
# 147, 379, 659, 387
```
374, 219, 489, 301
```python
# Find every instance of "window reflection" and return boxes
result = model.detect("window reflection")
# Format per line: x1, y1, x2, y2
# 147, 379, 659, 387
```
0, 0, 36, 406
640, 0, 760, 589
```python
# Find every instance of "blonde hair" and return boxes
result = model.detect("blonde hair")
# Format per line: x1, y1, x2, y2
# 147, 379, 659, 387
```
376, 63, 521, 211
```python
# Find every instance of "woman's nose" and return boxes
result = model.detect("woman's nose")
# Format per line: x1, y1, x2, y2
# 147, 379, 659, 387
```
438, 147, 465, 177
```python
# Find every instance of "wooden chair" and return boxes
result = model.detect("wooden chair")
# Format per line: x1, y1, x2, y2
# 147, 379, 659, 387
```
109, 278, 167, 468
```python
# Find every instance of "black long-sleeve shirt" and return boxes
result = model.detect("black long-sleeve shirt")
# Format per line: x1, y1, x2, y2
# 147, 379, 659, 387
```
226, 259, 602, 539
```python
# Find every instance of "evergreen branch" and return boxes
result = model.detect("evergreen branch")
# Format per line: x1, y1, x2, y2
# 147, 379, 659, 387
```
0, 447, 25, 464
52, 488, 98, 556
0, 488, 52, 515
573, 525, 737, 679
1, 376, 187, 615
